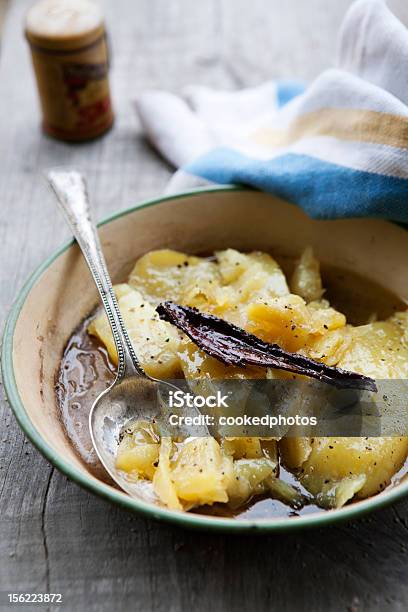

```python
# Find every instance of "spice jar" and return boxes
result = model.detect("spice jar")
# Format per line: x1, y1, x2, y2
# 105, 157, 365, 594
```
25, 0, 114, 141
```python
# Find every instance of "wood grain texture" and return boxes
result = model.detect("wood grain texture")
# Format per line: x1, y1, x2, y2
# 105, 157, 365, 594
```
1, 0, 408, 610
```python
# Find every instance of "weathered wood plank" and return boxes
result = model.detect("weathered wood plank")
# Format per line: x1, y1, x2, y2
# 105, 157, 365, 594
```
1, 0, 408, 611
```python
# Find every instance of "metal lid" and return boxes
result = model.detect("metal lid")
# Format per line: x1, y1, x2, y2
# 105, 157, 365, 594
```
25, 0, 105, 50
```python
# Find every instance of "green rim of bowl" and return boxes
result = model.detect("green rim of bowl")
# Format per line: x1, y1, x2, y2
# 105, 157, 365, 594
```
3, 185, 408, 532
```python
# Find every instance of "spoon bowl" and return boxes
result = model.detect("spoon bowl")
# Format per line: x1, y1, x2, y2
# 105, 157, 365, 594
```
89, 376, 160, 499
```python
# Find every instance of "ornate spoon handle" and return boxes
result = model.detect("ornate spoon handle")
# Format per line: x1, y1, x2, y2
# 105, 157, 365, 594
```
47, 169, 143, 380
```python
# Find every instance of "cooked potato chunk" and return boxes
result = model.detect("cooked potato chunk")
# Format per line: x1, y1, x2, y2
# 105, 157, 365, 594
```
116, 420, 160, 480
153, 438, 182, 511
290, 246, 324, 303
315, 474, 367, 509
222, 437, 264, 459
227, 458, 277, 509
170, 438, 233, 506
298, 437, 408, 503
116, 440, 159, 480
129, 249, 221, 311
280, 437, 312, 469
309, 317, 408, 378
216, 249, 289, 300
247, 295, 345, 352
335, 319, 408, 379
88, 284, 181, 378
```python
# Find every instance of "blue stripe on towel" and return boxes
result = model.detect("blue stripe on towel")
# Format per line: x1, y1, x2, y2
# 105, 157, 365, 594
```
185, 148, 408, 223
276, 79, 306, 107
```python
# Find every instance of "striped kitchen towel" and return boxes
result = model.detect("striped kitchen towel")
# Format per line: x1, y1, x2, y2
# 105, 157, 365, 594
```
135, 0, 408, 223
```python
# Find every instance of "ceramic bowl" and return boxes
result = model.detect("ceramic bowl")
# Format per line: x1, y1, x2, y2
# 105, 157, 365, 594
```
3, 187, 408, 532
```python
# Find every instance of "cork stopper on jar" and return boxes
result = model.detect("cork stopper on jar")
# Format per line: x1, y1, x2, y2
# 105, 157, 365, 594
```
25, 0, 105, 50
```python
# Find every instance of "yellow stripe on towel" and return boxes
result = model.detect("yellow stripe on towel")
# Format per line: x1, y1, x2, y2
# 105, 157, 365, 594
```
253, 108, 408, 150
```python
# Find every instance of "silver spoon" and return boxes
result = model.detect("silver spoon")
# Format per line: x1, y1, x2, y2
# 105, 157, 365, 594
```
47, 170, 209, 501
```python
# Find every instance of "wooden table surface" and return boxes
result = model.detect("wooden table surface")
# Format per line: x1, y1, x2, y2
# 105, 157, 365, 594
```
1, 1, 408, 610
